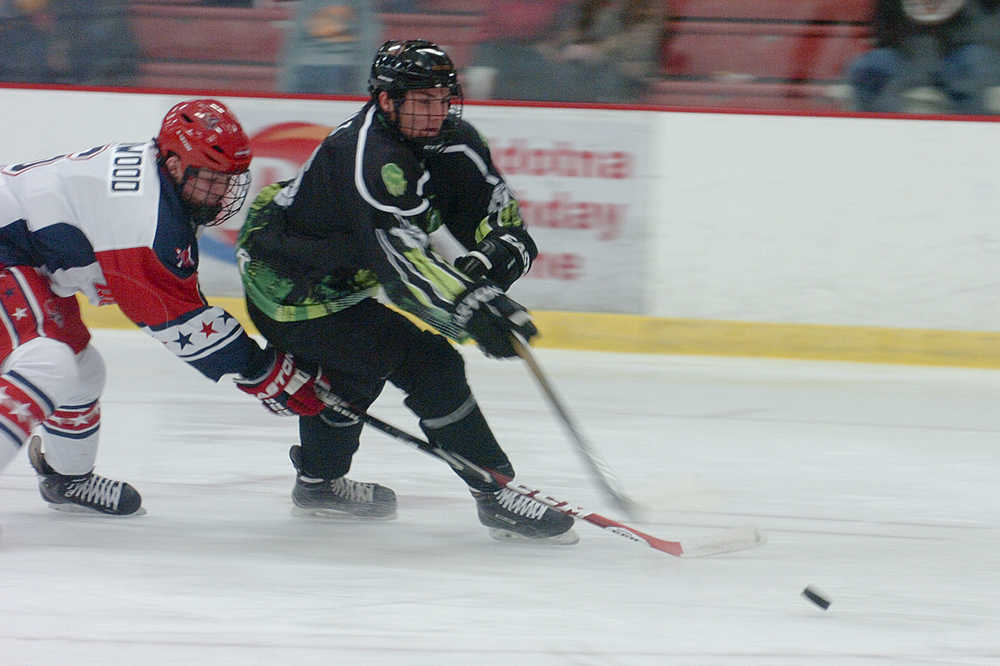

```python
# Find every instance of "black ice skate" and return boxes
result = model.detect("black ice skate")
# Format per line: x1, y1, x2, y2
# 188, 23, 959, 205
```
289, 445, 397, 519
472, 487, 579, 544
28, 436, 144, 517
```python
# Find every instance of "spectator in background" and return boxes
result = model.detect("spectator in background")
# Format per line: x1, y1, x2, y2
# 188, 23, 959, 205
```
0, 0, 54, 84
553, 0, 667, 103
848, 0, 1000, 114
47, 0, 137, 87
379, 0, 421, 11
280, 0, 380, 95
465, 0, 577, 101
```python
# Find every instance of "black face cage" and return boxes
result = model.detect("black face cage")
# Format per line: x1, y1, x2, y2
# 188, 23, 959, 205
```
181, 167, 252, 227
388, 84, 464, 151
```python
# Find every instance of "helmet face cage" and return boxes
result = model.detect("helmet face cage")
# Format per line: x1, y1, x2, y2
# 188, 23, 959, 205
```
156, 99, 252, 226
180, 167, 252, 227
368, 40, 463, 148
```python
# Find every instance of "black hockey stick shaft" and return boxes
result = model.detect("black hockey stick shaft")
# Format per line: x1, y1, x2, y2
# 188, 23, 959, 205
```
510, 334, 638, 518
318, 397, 762, 557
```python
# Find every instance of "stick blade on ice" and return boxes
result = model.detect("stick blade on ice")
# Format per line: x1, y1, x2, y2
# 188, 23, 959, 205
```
677, 528, 767, 558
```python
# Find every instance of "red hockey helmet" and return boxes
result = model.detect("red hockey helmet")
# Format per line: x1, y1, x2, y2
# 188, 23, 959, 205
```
156, 99, 252, 226
157, 99, 251, 174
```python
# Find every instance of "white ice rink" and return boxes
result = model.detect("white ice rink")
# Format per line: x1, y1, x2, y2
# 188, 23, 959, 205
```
2, 329, 999, 665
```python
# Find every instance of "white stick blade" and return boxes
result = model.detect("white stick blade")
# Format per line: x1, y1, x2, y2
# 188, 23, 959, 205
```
679, 528, 766, 558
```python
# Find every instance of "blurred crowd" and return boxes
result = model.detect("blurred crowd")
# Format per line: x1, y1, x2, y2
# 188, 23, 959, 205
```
850, 0, 1000, 114
0, 0, 138, 86
3, 0, 1000, 114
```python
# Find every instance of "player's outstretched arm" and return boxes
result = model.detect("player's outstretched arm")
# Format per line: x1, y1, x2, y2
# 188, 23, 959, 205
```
234, 346, 327, 416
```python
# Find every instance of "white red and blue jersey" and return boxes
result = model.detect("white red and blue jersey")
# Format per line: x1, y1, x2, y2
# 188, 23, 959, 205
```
0, 141, 261, 381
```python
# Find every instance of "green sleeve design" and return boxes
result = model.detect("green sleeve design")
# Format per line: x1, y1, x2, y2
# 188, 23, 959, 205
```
237, 183, 380, 322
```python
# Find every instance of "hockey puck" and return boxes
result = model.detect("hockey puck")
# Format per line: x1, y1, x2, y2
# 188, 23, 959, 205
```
801, 586, 831, 610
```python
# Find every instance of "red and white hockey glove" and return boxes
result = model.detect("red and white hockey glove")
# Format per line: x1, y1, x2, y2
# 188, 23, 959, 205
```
235, 348, 326, 416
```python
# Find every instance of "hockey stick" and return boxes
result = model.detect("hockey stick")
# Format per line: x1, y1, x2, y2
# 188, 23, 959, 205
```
318, 396, 764, 558
510, 333, 639, 519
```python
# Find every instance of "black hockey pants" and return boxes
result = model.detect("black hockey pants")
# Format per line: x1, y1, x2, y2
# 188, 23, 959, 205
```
247, 298, 512, 490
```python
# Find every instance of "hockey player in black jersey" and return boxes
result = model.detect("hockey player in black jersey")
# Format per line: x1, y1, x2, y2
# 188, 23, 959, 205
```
237, 40, 577, 543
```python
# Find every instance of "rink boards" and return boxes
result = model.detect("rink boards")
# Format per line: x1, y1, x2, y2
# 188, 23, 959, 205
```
79, 297, 1000, 368
4, 85, 1000, 367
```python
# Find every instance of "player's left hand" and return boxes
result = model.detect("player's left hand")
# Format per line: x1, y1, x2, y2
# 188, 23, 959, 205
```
453, 281, 538, 359
235, 348, 327, 416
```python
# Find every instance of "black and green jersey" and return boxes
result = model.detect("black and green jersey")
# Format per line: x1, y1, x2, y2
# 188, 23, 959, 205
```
237, 101, 531, 343
424, 121, 526, 251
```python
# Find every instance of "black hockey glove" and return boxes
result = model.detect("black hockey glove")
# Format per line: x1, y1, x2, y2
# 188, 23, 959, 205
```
235, 347, 326, 416
453, 227, 537, 291
453, 281, 538, 359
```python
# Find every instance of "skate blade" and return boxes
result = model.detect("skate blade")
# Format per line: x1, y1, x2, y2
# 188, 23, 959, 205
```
488, 527, 580, 545
46, 503, 147, 517
290, 505, 397, 521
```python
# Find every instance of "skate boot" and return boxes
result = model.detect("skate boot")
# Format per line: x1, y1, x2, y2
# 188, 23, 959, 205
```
28, 436, 143, 516
289, 445, 397, 519
472, 487, 579, 544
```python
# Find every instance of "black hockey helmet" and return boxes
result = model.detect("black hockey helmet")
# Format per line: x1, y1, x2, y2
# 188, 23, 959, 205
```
368, 39, 462, 147
369, 39, 462, 98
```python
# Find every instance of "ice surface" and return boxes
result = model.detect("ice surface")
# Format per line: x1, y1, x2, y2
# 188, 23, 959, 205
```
2, 330, 998, 665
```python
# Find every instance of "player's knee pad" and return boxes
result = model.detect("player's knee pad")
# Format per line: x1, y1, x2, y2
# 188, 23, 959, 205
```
31, 345, 104, 476
416, 396, 513, 491
72, 344, 106, 404
0, 338, 77, 449
1, 337, 80, 407
394, 331, 470, 418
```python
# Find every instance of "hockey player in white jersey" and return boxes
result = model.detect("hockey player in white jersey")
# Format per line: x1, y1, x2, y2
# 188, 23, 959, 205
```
0, 99, 329, 517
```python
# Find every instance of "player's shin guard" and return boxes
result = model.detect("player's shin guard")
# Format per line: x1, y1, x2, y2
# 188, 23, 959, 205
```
299, 412, 363, 479
0, 370, 55, 472
38, 401, 102, 475
416, 395, 578, 543
416, 395, 512, 492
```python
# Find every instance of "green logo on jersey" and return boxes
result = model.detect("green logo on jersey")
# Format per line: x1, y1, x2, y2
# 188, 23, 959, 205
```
381, 163, 407, 197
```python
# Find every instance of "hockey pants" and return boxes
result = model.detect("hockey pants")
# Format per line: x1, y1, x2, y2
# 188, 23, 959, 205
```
247, 298, 512, 490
